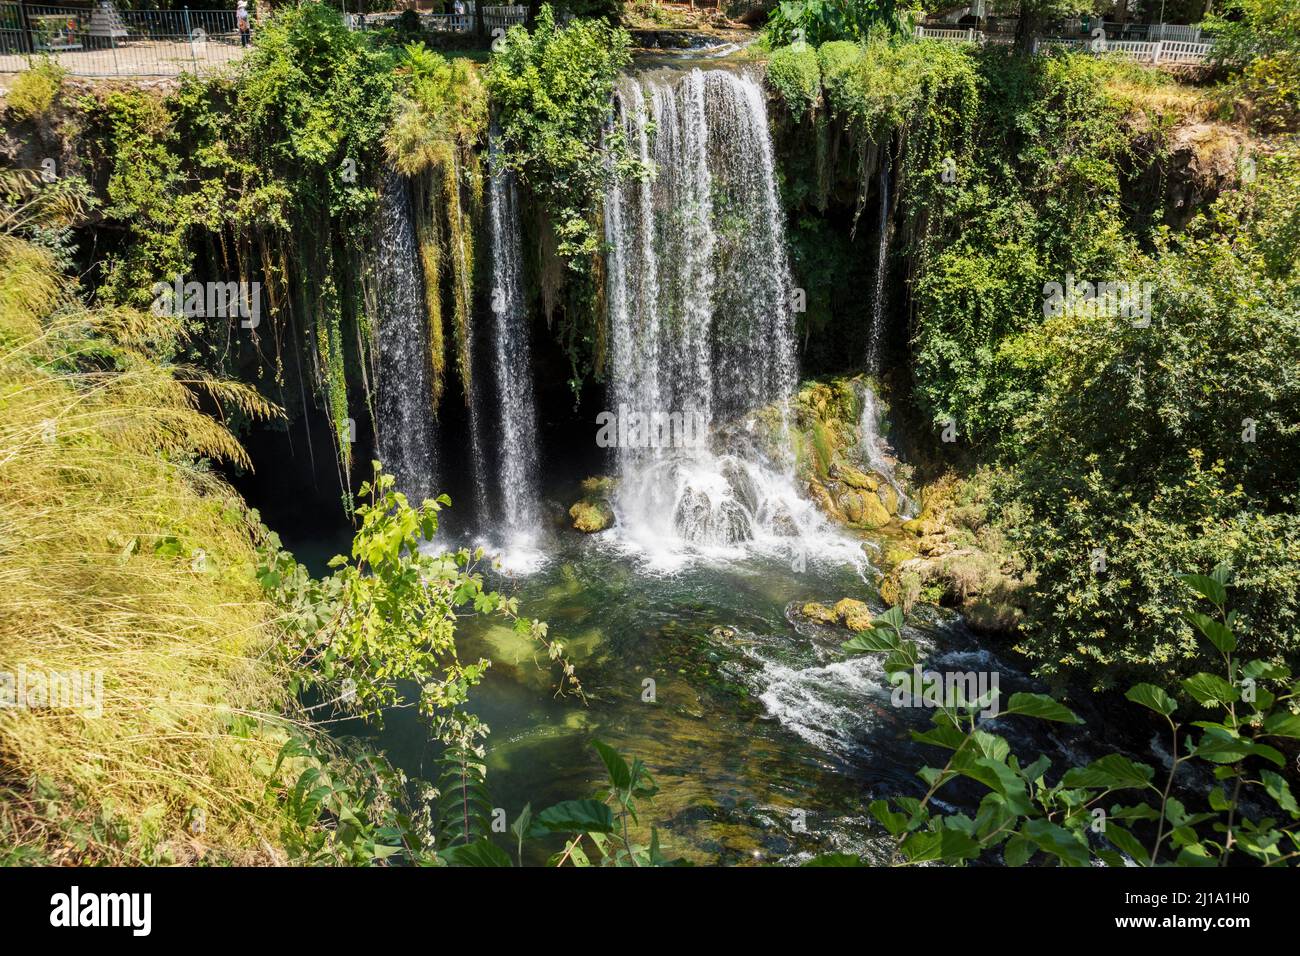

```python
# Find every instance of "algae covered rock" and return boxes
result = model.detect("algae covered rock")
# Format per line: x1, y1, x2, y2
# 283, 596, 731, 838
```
801, 602, 839, 625
875, 482, 899, 517
851, 489, 892, 529
832, 598, 873, 631
569, 474, 617, 533
901, 516, 941, 537
829, 461, 878, 492
569, 499, 614, 533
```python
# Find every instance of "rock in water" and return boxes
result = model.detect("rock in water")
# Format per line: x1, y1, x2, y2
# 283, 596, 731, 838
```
833, 598, 874, 631
801, 602, 839, 625
570, 499, 614, 533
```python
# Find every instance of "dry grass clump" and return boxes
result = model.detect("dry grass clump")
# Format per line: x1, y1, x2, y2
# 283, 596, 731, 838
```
0, 218, 298, 863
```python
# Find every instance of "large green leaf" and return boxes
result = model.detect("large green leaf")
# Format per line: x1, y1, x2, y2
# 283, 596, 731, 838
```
1182, 673, 1240, 707
1183, 610, 1236, 653
531, 799, 616, 834
440, 837, 513, 867
1101, 821, 1149, 864
592, 740, 631, 790
1193, 726, 1252, 764
1003, 692, 1082, 724
900, 827, 980, 863
1060, 754, 1155, 790
1126, 683, 1177, 717
1263, 712, 1300, 739
1178, 573, 1227, 608
1261, 770, 1300, 817
868, 799, 909, 837
1022, 819, 1090, 867
842, 628, 900, 654
1003, 833, 1034, 866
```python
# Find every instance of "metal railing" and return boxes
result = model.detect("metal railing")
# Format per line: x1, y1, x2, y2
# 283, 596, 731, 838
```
1, 3, 250, 77
347, 5, 526, 35
0, 2, 533, 77
914, 23, 1215, 64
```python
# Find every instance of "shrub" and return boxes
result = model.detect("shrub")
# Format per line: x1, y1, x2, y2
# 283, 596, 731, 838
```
5, 59, 65, 123
767, 43, 821, 118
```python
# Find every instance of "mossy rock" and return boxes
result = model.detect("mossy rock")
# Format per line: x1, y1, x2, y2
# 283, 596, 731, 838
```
882, 542, 918, 568
901, 516, 941, 537
801, 602, 839, 625
580, 475, 617, 496
876, 482, 899, 516
833, 598, 873, 631
830, 461, 878, 492
852, 494, 894, 530
880, 570, 922, 612
569, 499, 614, 533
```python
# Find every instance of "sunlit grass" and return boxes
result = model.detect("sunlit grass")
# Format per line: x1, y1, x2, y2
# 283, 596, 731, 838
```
0, 222, 300, 864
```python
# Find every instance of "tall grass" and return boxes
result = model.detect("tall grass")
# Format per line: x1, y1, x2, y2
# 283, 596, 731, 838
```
0, 179, 299, 863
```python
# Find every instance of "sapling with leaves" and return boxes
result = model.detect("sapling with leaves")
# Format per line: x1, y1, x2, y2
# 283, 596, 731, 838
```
813, 564, 1300, 866
260, 461, 581, 725
257, 461, 583, 863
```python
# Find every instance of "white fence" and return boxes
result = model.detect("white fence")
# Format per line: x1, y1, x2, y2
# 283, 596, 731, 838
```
914, 24, 1214, 64
349, 5, 526, 34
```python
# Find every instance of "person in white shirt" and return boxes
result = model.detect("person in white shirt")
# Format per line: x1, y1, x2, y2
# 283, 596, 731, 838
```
236, 1, 251, 47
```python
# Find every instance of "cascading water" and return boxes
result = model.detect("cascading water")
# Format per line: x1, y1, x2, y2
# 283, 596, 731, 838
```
486, 149, 543, 544
866, 151, 891, 374
451, 207, 491, 523
374, 170, 439, 503
858, 383, 915, 519
858, 151, 914, 517
604, 68, 849, 565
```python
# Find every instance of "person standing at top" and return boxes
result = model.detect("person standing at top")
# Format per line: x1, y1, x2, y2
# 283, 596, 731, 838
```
453, 0, 465, 17
236, 1, 251, 46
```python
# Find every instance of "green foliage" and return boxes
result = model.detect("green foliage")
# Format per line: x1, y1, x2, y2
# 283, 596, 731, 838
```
430, 741, 690, 867
1005, 146, 1300, 683
386, 43, 487, 176
1208, 0, 1300, 130
486, 5, 639, 264
534, 741, 688, 866
485, 5, 646, 390
257, 461, 583, 864
260, 462, 579, 725
816, 36, 978, 143
269, 732, 437, 865
770, 36, 978, 362
765, 0, 908, 48
910, 51, 1134, 442
821, 572, 1300, 866
4, 58, 66, 123
767, 43, 822, 119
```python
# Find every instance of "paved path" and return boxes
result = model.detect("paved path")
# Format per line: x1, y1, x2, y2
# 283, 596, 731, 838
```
0, 38, 249, 78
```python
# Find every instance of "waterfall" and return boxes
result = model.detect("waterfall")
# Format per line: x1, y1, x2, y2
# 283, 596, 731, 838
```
866, 151, 891, 373
486, 150, 542, 540
859, 382, 915, 519
450, 199, 491, 524
859, 152, 914, 517
374, 170, 438, 503
604, 68, 845, 565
